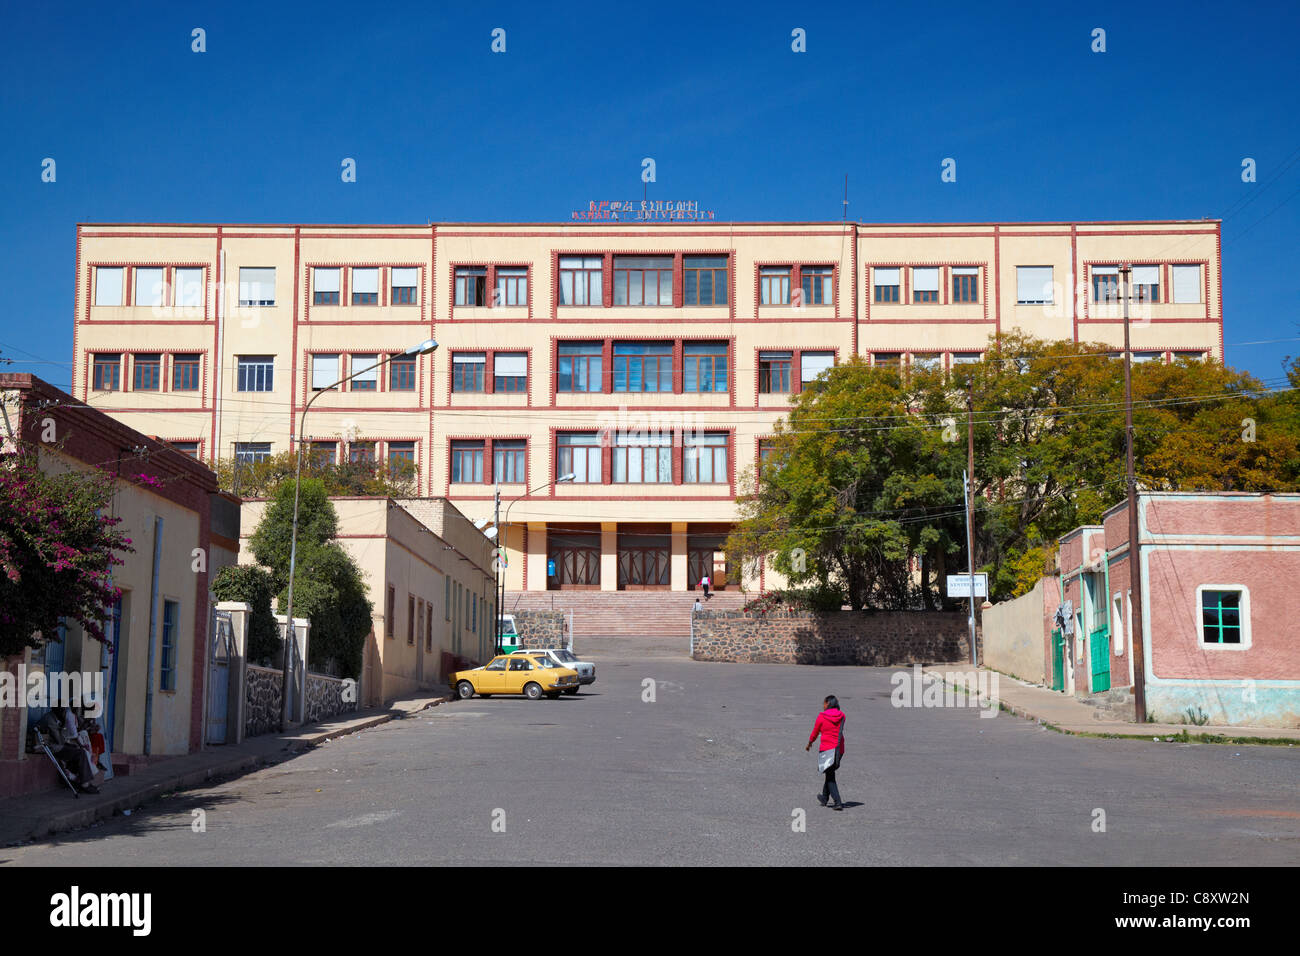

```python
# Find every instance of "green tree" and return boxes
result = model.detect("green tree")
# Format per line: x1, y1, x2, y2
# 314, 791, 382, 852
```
210, 563, 280, 664
217, 450, 416, 500
247, 479, 372, 678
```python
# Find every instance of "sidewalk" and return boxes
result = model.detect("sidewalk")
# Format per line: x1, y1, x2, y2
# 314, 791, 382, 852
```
0, 692, 450, 846
920, 665, 1300, 743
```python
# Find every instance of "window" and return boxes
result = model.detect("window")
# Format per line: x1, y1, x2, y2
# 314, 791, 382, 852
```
453, 353, 486, 393
911, 353, 941, 372
135, 268, 164, 307
472, 594, 477, 633
451, 441, 485, 483
493, 440, 526, 483
493, 353, 527, 393
309, 441, 337, 466
173, 354, 200, 391
311, 354, 340, 391
613, 342, 673, 392
1199, 588, 1246, 646
558, 257, 603, 306
386, 586, 396, 640
351, 268, 378, 305
391, 268, 417, 305
1131, 351, 1161, 364
614, 256, 673, 306
758, 439, 778, 470
235, 442, 272, 465
388, 441, 416, 478
237, 356, 274, 392
169, 441, 200, 459
800, 266, 833, 305
408, 595, 415, 645
684, 342, 728, 393
416, 598, 424, 649
389, 354, 416, 391
952, 267, 979, 303
1016, 266, 1053, 305
874, 353, 902, 367
1172, 265, 1201, 304
557, 343, 602, 392
612, 432, 672, 483
684, 433, 728, 483
455, 266, 487, 306
800, 352, 834, 385
238, 267, 275, 307
951, 352, 981, 366
94, 267, 124, 306
350, 354, 379, 391
684, 256, 727, 305
1092, 266, 1120, 303
445, 576, 451, 621
348, 441, 376, 465
160, 600, 178, 692
173, 268, 203, 308
911, 268, 938, 303
758, 351, 792, 393
759, 266, 791, 305
133, 354, 161, 391
92, 354, 121, 391
557, 433, 601, 483
1132, 265, 1159, 302
425, 603, 433, 652
313, 267, 340, 305
494, 267, 527, 306
873, 267, 900, 303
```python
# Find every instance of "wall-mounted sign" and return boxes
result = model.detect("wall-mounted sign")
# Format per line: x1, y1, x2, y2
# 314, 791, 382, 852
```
571, 200, 716, 221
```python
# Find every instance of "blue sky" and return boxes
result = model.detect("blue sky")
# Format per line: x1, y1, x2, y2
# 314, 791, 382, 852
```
2, 0, 1297, 385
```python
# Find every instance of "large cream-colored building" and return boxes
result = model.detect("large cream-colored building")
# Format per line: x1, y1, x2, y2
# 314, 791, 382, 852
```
71, 220, 1223, 593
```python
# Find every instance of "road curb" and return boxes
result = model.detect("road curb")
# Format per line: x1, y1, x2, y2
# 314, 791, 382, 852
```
5, 695, 452, 845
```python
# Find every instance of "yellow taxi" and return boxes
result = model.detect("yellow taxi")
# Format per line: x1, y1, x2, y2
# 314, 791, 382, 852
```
450, 653, 580, 701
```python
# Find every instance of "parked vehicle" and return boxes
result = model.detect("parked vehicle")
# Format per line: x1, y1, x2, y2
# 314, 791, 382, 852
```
498, 614, 521, 654
450, 653, 579, 700
510, 647, 595, 692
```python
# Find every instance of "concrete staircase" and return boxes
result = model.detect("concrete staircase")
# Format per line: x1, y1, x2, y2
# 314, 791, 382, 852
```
504, 590, 749, 639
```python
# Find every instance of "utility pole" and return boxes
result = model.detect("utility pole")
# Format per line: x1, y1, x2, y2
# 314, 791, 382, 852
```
965, 381, 978, 667
1120, 264, 1148, 723
494, 485, 502, 655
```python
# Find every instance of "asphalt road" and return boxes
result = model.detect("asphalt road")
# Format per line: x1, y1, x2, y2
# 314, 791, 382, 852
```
4, 637, 1298, 865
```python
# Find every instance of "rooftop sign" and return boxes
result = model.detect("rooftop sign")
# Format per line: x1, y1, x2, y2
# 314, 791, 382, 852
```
571, 200, 716, 222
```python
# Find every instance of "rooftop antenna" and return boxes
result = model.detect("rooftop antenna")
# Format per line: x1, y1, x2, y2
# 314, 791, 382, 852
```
842, 174, 849, 220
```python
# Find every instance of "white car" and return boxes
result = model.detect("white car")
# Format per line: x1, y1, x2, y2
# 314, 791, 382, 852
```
510, 647, 595, 692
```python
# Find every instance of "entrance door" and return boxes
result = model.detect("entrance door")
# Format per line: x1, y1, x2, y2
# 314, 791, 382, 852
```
1050, 628, 1065, 692
206, 610, 233, 744
1089, 625, 1111, 692
617, 527, 670, 590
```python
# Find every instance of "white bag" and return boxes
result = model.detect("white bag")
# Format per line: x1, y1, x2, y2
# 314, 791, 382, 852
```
818, 748, 836, 773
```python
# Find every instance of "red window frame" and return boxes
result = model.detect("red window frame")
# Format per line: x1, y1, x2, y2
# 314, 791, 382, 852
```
133, 354, 162, 391
952, 271, 979, 303
558, 260, 603, 306
758, 353, 793, 393
613, 259, 673, 306
92, 354, 121, 391
760, 268, 791, 305
451, 441, 485, 483
455, 267, 488, 306
173, 354, 200, 391
389, 355, 416, 391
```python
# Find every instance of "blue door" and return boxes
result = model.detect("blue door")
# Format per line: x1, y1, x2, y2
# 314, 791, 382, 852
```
206, 610, 233, 744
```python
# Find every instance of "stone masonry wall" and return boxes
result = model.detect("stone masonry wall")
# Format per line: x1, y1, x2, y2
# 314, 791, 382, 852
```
305, 673, 359, 724
512, 610, 569, 650
245, 664, 282, 737
692, 609, 976, 665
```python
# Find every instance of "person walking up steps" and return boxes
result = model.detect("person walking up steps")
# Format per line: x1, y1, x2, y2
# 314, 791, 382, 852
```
805, 695, 846, 810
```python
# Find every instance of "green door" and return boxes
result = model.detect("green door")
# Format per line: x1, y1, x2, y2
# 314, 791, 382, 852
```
1050, 628, 1065, 692
1089, 625, 1111, 693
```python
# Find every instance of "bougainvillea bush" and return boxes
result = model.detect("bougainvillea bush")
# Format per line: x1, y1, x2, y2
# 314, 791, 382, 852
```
0, 450, 134, 658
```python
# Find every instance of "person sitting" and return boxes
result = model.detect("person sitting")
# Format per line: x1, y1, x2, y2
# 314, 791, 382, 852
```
36, 710, 99, 794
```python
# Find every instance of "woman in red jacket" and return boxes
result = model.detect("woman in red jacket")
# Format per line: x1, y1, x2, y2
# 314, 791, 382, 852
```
805, 695, 846, 810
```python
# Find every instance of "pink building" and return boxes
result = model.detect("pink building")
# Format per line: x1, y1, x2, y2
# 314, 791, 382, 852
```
1046, 492, 1300, 728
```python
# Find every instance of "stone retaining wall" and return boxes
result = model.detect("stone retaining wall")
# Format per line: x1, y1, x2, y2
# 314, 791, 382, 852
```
511, 610, 569, 649
244, 664, 282, 737
692, 609, 977, 665
305, 673, 359, 724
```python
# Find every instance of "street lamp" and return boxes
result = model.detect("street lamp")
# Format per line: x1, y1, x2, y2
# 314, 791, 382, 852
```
493, 473, 575, 654
279, 338, 437, 730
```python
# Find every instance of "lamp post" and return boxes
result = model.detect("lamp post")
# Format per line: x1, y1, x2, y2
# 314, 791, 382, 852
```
494, 473, 575, 654
279, 338, 437, 731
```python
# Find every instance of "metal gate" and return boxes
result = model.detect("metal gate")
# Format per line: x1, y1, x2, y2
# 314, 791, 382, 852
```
206, 611, 233, 744
1089, 625, 1111, 693
1050, 628, 1065, 692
